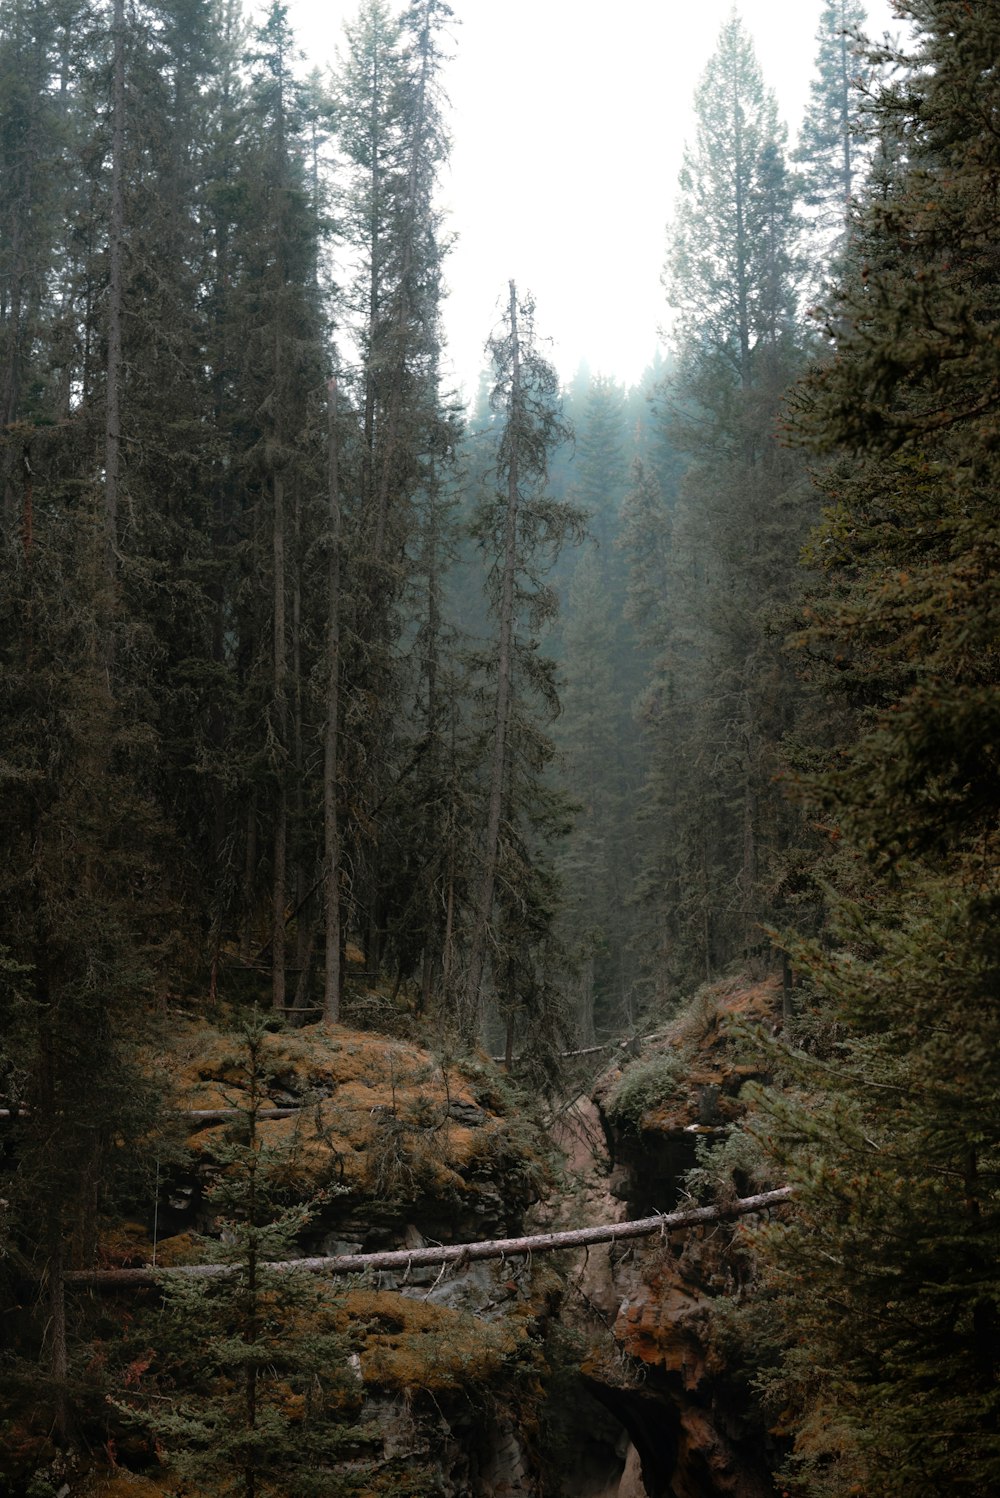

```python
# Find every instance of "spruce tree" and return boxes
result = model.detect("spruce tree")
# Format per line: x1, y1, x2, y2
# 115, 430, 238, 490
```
750, 6, 1000, 1494
794, 0, 872, 263
650, 13, 808, 986
552, 375, 644, 1035
119, 1023, 363, 1497
462, 283, 580, 1069
332, 0, 454, 983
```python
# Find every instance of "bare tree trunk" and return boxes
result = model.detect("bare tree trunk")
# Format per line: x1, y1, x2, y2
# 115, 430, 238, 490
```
441, 853, 456, 999
839, 3, 853, 213
464, 280, 521, 1033
782, 949, 795, 1023
48, 1235, 70, 1443
1, 210, 26, 530
417, 461, 444, 1009
323, 381, 342, 1023
361, 45, 381, 523
39, 1003, 70, 1442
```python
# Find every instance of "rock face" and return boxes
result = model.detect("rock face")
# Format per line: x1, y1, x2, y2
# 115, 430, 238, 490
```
73, 1017, 565, 1498
558, 978, 785, 1498
27, 986, 785, 1498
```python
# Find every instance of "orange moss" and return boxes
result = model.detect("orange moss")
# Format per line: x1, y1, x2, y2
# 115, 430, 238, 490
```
153, 1018, 533, 1204
613, 1263, 706, 1376
96, 1222, 154, 1269
88, 1473, 198, 1498
606, 974, 784, 1134
338, 1289, 522, 1393
151, 1231, 201, 1267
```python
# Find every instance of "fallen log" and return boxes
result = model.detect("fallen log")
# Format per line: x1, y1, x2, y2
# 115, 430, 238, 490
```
491, 1037, 637, 1064
62, 1187, 793, 1287
0, 1107, 303, 1121
177, 1108, 302, 1121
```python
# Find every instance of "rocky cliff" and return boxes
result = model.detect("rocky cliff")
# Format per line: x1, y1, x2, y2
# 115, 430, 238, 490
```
547, 977, 787, 1498
8, 979, 788, 1498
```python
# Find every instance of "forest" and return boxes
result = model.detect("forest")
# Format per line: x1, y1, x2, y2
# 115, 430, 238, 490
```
1, 0, 998, 1495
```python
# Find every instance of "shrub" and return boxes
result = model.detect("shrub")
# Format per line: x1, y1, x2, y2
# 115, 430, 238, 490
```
605, 1052, 685, 1129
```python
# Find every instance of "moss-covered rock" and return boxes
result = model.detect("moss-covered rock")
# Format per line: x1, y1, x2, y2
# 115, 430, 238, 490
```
145, 1019, 550, 1251
579, 974, 788, 1498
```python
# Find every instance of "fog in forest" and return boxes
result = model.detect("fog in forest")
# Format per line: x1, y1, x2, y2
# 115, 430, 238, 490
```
2, 3, 998, 1496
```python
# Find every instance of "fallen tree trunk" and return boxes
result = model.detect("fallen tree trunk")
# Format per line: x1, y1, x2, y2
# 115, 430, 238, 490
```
62, 1187, 793, 1287
177, 1108, 302, 1121
490, 1039, 636, 1064
0, 1107, 303, 1121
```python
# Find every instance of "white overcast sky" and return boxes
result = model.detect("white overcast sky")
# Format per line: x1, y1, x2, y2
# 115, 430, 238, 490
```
281, 0, 899, 397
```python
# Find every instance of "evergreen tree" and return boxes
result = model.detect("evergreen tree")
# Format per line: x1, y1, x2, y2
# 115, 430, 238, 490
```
648, 13, 808, 987
556, 547, 636, 1038
554, 376, 644, 1036
750, 6, 1000, 1493
0, 0, 77, 520
666, 13, 798, 403
615, 456, 678, 1003
120, 1023, 363, 1497
462, 283, 581, 1068
332, 0, 454, 982
794, 0, 872, 265
0, 460, 165, 1441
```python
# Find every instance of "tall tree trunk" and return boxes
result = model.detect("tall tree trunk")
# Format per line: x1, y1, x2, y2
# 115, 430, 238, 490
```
838, 7, 853, 211
417, 460, 443, 1006
463, 280, 521, 1034
272, 472, 287, 1014
104, 0, 126, 583
361, 43, 381, 524
292, 478, 310, 996
241, 792, 258, 963
731, 75, 751, 393
323, 381, 342, 1023
0, 205, 26, 529
48, 1231, 69, 1444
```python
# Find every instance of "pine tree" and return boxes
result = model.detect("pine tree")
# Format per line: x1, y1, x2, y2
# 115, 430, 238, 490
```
552, 376, 645, 1035
556, 547, 634, 1038
0, 0, 224, 1434
666, 13, 798, 403
219, 1, 327, 1013
0, 0, 76, 523
0, 459, 166, 1441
